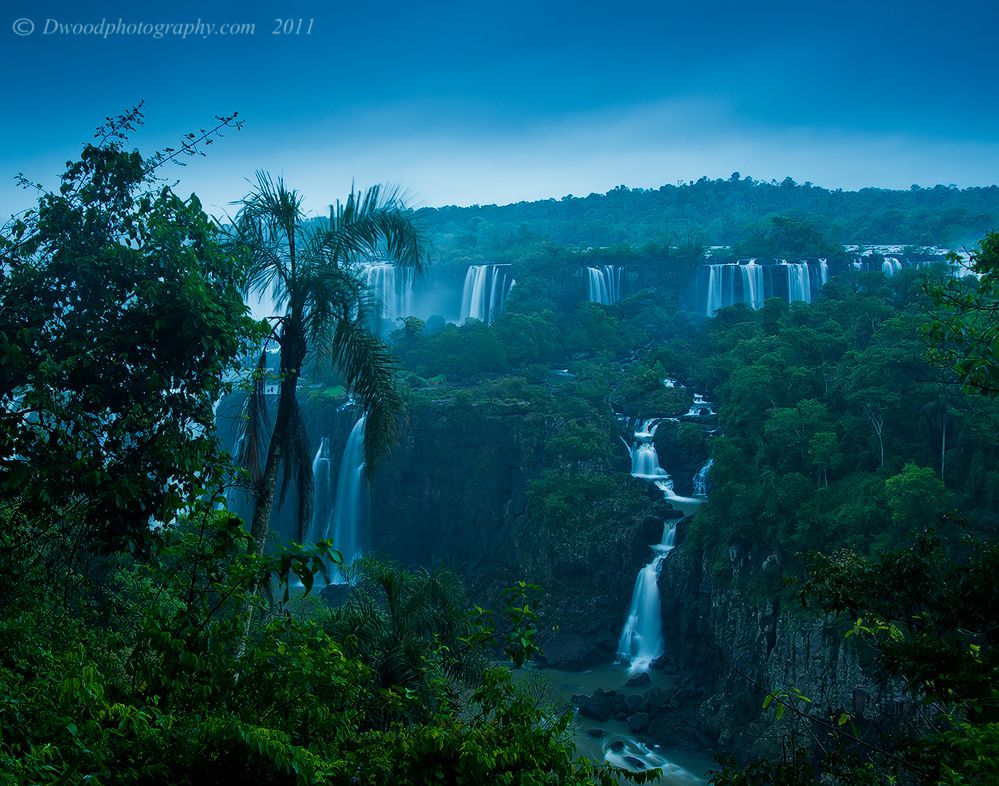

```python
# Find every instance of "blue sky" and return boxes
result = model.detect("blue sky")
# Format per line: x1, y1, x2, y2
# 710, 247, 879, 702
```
2, 0, 997, 217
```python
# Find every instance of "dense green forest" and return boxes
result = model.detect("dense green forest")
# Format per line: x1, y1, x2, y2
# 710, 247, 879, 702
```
2, 115, 998, 785
413, 176, 998, 265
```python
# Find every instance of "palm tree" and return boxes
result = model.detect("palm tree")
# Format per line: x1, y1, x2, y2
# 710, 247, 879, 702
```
233, 172, 426, 555
328, 559, 483, 725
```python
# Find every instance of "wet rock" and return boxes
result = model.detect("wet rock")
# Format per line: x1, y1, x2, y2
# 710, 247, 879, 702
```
624, 756, 647, 770
607, 740, 625, 753
585, 728, 605, 738
643, 687, 668, 710
578, 689, 613, 722
627, 712, 650, 731
625, 694, 644, 713
626, 671, 651, 687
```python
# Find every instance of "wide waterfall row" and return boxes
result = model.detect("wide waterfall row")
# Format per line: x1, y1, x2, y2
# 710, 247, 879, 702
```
309, 414, 369, 581
460, 264, 514, 324
700, 258, 828, 316
850, 255, 908, 276
363, 262, 414, 330
586, 265, 622, 305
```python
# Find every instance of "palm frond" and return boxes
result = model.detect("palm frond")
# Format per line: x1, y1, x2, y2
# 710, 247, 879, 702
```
232, 171, 308, 309
327, 185, 428, 273
240, 170, 304, 240
326, 317, 405, 469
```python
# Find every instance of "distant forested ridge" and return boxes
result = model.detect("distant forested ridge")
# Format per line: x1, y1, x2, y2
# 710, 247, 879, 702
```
412, 176, 999, 263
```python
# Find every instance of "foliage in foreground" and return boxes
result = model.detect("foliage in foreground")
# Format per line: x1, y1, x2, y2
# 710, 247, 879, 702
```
0, 505, 639, 786
0, 112, 637, 785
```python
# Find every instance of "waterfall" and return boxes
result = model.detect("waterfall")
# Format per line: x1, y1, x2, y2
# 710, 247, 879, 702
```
704, 261, 767, 315
819, 258, 829, 287
740, 260, 764, 310
882, 257, 903, 276
617, 521, 675, 671
704, 264, 725, 316
460, 264, 513, 324
630, 442, 669, 480
617, 412, 701, 671
363, 262, 415, 329
326, 415, 368, 573
693, 458, 714, 497
586, 265, 622, 305
308, 437, 335, 543
685, 393, 715, 417
782, 260, 812, 303
633, 418, 660, 440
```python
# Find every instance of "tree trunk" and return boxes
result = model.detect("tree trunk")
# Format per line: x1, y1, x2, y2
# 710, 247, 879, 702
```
248, 383, 292, 555
248, 323, 306, 556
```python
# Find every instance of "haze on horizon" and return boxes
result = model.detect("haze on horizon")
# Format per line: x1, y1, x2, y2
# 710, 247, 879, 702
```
2, 0, 997, 220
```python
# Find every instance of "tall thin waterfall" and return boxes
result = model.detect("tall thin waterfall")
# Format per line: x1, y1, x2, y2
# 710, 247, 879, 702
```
617, 521, 675, 671
704, 264, 726, 316
818, 258, 829, 287
460, 264, 513, 324
328, 415, 368, 571
741, 260, 765, 310
309, 437, 335, 543
783, 260, 812, 303
363, 262, 414, 329
693, 458, 714, 497
587, 265, 622, 305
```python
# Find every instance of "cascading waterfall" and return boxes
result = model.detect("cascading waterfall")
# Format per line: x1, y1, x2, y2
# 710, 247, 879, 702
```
617, 521, 675, 671
693, 458, 714, 497
460, 264, 513, 324
685, 393, 715, 417
363, 262, 414, 329
586, 265, 623, 305
819, 258, 829, 287
630, 442, 669, 480
617, 414, 703, 671
326, 415, 368, 574
782, 260, 812, 303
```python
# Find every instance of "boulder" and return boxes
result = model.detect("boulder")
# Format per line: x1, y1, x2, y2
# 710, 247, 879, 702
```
627, 712, 650, 731
626, 671, 651, 687
578, 689, 613, 722
643, 687, 668, 710
625, 694, 644, 713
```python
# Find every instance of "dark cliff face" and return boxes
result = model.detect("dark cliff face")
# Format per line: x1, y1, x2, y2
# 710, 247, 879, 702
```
369, 395, 667, 660
660, 526, 906, 759
653, 420, 713, 497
